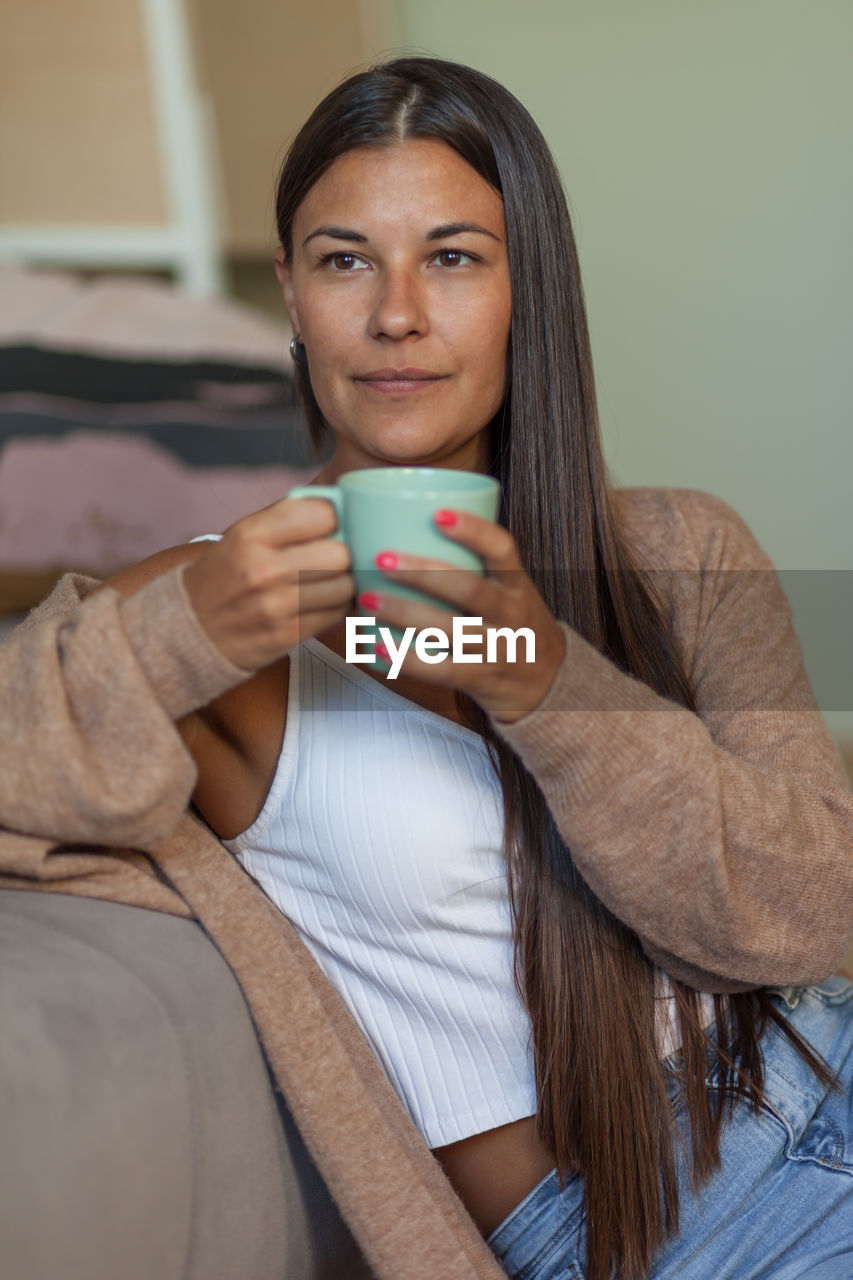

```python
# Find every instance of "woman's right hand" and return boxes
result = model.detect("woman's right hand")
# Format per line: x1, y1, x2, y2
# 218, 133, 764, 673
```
182, 496, 354, 672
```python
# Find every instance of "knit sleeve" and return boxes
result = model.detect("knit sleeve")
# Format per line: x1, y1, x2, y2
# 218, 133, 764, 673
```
0, 566, 249, 851
489, 489, 853, 991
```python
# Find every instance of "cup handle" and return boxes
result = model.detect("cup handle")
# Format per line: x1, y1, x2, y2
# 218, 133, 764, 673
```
287, 484, 344, 542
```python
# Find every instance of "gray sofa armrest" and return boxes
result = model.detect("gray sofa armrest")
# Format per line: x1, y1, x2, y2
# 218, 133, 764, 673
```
0, 891, 372, 1280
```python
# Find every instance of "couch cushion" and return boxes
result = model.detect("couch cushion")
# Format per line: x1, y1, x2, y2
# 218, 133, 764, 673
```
0, 890, 365, 1280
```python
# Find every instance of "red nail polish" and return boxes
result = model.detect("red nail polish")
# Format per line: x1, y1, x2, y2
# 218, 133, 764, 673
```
376, 642, 390, 661
375, 551, 398, 569
434, 509, 458, 528
358, 591, 382, 611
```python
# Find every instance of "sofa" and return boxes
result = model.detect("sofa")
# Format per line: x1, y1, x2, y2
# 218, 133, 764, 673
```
0, 889, 373, 1280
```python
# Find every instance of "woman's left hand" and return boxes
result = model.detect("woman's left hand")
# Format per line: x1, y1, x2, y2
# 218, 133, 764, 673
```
361, 509, 566, 723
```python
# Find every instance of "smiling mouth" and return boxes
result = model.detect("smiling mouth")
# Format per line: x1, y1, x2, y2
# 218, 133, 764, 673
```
354, 368, 448, 394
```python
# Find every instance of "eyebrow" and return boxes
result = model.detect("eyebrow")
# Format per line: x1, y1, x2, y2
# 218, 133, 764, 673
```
302, 226, 368, 247
426, 222, 501, 243
302, 221, 501, 248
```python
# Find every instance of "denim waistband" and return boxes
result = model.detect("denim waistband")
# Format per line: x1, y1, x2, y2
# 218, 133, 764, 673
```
486, 1165, 581, 1276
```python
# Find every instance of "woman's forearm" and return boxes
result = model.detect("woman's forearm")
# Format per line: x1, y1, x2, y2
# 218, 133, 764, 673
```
490, 499, 853, 990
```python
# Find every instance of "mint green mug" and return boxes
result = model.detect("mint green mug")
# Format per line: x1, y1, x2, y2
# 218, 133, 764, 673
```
288, 466, 500, 612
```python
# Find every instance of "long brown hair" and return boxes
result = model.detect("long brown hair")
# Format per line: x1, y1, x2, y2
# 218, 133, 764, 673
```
274, 57, 834, 1280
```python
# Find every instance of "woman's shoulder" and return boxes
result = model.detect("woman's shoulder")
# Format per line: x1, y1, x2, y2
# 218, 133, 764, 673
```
610, 486, 775, 574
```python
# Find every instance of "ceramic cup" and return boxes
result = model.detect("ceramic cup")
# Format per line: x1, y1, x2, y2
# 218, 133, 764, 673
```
288, 466, 500, 615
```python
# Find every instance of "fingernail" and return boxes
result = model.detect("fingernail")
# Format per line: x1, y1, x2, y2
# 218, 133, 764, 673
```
434, 509, 458, 528
375, 551, 398, 569
358, 591, 382, 611
376, 642, 390, 660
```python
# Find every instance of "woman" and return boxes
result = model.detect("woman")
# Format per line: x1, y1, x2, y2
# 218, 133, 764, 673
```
7, 57, 853, 1280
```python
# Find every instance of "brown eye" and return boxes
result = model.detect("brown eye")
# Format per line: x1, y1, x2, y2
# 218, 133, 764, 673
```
435, 250, 473, 268
328, 252, 369, 271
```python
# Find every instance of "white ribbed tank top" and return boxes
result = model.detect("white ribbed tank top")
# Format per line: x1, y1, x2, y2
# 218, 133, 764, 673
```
222, 638, 539, 1147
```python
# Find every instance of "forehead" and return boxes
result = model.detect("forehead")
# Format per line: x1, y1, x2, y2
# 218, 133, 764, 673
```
293, 139, 505, 239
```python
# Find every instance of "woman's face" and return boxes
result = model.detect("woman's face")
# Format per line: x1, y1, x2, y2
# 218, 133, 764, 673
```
275, 139, 512, 477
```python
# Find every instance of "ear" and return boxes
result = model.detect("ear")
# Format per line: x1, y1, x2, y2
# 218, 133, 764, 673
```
273, 248, 300, 334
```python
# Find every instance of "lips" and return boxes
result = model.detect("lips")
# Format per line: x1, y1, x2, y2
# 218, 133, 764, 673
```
356, 367, 446, 384
354, 367, 449, 396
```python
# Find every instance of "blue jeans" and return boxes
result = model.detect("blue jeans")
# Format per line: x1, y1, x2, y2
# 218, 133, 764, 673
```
487, 978, 853, 1279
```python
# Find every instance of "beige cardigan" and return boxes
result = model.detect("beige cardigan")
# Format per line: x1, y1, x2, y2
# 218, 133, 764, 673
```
2, 486, 852, 1280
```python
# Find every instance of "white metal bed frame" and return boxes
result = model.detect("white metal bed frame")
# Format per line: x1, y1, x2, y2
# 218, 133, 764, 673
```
0, 0, 225, 296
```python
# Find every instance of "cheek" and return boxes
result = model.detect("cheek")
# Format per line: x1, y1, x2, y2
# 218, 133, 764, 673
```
299, 310, 358, 413
300, 298, 351, 349
306, 354, 348, 426
290, 266, 359, 344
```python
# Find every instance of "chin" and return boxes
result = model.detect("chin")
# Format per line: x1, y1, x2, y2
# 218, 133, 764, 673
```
351, 430, 463, 468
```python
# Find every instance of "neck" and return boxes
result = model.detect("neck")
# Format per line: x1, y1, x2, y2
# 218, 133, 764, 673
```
312, 434, 496, 485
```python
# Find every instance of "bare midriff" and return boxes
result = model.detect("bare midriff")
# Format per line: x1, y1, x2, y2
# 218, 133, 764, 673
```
432, 1115, 556, 1239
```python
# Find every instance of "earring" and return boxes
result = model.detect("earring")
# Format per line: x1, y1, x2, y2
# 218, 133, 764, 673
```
290, 334, 308, 366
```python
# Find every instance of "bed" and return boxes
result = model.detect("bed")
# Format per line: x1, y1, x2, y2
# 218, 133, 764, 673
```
0, 265, 324, 618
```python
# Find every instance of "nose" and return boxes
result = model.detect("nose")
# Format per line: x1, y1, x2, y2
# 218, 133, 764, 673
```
367, 264, 428, 341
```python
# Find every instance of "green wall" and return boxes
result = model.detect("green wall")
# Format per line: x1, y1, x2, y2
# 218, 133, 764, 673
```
390, 0, 853, 735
